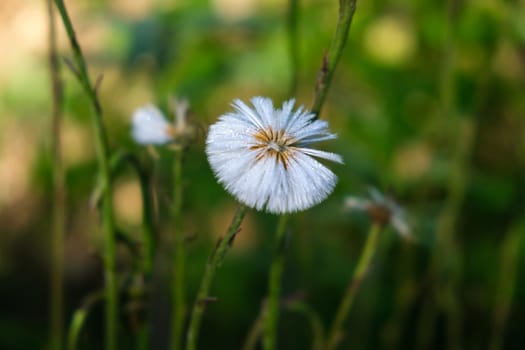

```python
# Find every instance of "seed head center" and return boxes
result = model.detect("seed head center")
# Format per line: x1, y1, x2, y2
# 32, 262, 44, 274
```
250, 127, 296, 168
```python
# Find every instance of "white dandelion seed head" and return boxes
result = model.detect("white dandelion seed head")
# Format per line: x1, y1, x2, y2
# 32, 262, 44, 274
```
132, 105, 174, 145
206, 96, 343, 214
344, 187, 411, 239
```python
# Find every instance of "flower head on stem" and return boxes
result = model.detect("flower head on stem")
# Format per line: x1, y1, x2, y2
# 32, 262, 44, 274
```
344, 187, 411, 239
206, 96, 343, 214
132, 97, 196, 148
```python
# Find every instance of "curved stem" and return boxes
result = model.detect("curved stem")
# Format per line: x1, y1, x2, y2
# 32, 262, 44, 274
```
263, 214, 289, 350
108, 150, 155, 350
185, 205, 248, 350
243, 306, 265, 350
287, 0, 299, 96
171, 150, 186, 350
47, 0, 65, 349
109, 151, 155, 277
325, 223, 382, 350
67, 292, 104, 350
53, 1, 117, 349
421, 2, 469, 349
285, 301, 324, 350
490, 221, 524, 350
311, 0, 357, 116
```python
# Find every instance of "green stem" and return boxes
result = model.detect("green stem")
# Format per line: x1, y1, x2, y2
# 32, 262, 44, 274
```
243, 306, 265, 350
185, 205, 248, 350
109, 151, 155, 278
48, 0, 65, 349
325, 223, 382, 350
245, 298, 324, 350
489, 220, 525, 350
416, 2, 463, 347
108, 150, 155, 350
311, 0, 357, 116
263, 214, 289, 350
53, 1, 117, 349
171, 150, 186, 350
287, 0, 299, 96
425, 2, 471, 349
67, 291, 104, 350
285, 301, 324, 350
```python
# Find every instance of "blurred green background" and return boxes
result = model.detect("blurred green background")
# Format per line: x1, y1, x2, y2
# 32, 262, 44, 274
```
1, 0, 525, 349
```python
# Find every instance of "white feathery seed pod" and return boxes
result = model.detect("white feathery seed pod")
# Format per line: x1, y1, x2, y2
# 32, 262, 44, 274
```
344, 187, 411, 239
132, 105, 175, 145
206, 96, 343, 214
131, 99, 192, 146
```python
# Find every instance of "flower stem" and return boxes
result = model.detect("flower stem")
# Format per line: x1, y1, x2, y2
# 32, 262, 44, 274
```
171, 150, 186, 350
243, 305, 265, 350
108, 150, 155, 350
109, 150, 155, 278
263, 214, 289, 350
311, 0, 357, 116
418, 2, 469, 349
47, 0, 65, 349
287, 0, 299, 96
67, 291, 104, 350
185, 205, 248, 350
53, 1, 117, 349
325, 223, 382, 350
285, 301, 324, 350
489, 220, 525, 350
136, 158, 154, 350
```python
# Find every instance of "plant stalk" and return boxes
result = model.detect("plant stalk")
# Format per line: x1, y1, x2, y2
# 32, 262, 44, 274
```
48, 0, 65, 348
325, 223, 382, 350
108, 150, 155, 350
311, 0, 357, 116
287, 0, 299, 96
263, 214, 289, 350
67, 291, 104, 350
171, 149, 186, 350
53, 1, 117, 349
185, 205, 248, 350
490, 220, 525, 350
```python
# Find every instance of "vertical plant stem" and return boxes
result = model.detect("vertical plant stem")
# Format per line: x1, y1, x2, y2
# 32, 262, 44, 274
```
423, 2, 472, 349
136, 155, 154, 350
263, 214, 289, 350
416, 1, 462, 348
109, 151, 155, 278
53, 1, 117, 349
287, 0, 299, 96
325, 223, 382, 350
243, 305, 265, 350
139, 167, 155, 280
185, 205, 248, 350
285, 301, 325, 350
67, 292, 103, 350
108, 150, 155, 350
489, 220, 525, 350
171, 150, 186, 350
311, 0, 357, 116
48, 0, 65, 349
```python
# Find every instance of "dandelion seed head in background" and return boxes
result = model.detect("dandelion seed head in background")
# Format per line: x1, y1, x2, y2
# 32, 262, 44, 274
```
132, 105, 174, 145
131, 99, 193, 146
206, 97, 343, 214
344, 187, 411, 239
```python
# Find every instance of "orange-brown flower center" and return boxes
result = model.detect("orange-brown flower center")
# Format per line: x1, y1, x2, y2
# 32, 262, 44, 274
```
250, 127, 296, 169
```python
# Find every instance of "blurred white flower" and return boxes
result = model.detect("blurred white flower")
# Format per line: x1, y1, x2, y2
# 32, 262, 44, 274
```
206, 97, 343, 214
132, 105, 174, 145
131, 99, 192, 145
344, 187, 411, 238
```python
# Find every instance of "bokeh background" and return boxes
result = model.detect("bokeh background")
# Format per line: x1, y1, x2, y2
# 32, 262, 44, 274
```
1, 0, 525, 349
